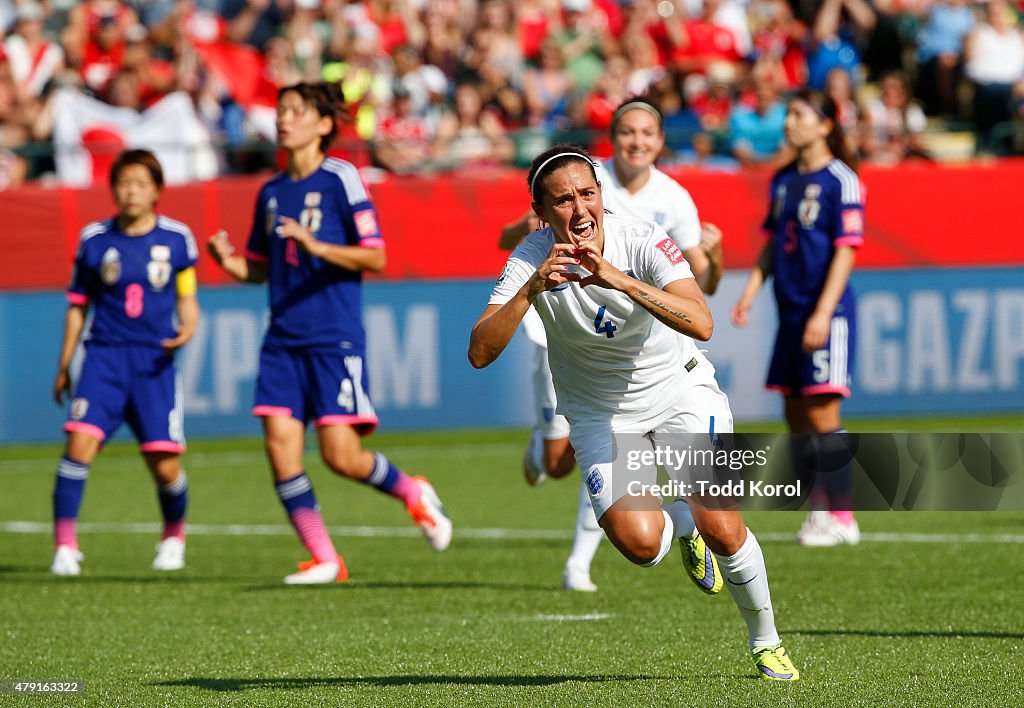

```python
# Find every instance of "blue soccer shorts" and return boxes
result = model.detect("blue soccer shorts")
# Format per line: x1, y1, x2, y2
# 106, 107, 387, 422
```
766, 303, 855, 398
253, 344, 379, 435
66, 342, 185, 452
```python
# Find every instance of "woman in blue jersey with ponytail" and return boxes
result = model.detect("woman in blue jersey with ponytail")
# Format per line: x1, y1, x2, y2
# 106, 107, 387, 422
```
732, 89, 863, 546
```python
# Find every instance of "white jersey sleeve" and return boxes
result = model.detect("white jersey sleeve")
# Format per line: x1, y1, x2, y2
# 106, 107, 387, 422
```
488, 229, 553, 306
639, 223, 695, 289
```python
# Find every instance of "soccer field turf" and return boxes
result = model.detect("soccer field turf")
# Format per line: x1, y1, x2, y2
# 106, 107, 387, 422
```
2, 420, 1022, 706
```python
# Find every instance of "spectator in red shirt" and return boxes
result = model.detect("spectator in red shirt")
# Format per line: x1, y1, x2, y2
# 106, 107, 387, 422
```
688, 60, 736, 133
63, 1, 138, 92
372, 83, 435, 173
748, 0, 808, 89
673, 0, 743, 76
121, 26, 176, 107
3, 2, 65, 100
515, 0, 555, 62
366, 0, 426, 56
620, 0, 686, 68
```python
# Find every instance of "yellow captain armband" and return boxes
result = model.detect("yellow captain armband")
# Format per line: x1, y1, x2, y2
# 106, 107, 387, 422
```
176, 267, 197, 297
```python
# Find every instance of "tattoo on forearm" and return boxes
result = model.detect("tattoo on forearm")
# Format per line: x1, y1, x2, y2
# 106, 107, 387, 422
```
635, 290, 693, 325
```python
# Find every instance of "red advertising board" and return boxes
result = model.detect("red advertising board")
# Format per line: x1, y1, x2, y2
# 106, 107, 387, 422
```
2, 160, 1022, 290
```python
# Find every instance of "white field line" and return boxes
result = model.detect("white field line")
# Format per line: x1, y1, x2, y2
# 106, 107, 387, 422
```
1, 521, 1023, 544
529, 614, 612, 622
0, 521, 570, 540
0, 443, 525, 474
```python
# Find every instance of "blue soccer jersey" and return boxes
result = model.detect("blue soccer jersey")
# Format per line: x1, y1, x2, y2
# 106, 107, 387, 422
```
68, 216, 198, 346
762, 159, 864, 314
245, 157, 384, 350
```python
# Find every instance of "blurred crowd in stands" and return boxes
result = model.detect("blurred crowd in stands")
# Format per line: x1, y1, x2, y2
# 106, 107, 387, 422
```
1, 0, 1024, 188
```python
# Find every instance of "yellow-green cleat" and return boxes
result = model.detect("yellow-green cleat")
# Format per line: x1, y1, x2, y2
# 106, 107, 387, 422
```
680, 530, 723, 595
752, 644, 800, 681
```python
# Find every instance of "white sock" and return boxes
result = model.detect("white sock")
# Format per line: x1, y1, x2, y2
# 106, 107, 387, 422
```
565, 482, 603, 571
641, 509, 675, 567
663, 499, 695, 539
716, 529, 781, 650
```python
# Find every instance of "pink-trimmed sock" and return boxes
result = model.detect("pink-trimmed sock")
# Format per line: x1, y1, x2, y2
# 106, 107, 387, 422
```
55, 519, 78, 551
162, 520, 186, 541
364, 452, 423, 508
275, 473, 339, 564
830, 510, 855, 526
291, 508, 339, 564
54, 455, 89, 550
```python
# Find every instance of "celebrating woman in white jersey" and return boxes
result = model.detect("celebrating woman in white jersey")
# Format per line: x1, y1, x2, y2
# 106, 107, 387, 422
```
472, 145, 798, 681
498, 98, 723, 592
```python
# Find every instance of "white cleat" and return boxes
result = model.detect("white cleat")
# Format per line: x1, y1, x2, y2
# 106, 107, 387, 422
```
51, 546, 84, 576
284, 560, 344, 585
798, 512, 860, 547
408, 477, 453, 551
523, 428, 548, 487
562, 565, 598, 592
796, 510, 830, 545
152, 537, 186, 571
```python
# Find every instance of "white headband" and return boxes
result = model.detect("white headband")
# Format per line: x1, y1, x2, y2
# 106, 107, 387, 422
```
529, 152, 597, 197
611, 101, 663, 133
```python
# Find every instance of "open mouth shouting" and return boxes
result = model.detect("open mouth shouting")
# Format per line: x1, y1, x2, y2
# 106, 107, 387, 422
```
571, 219, 596, 245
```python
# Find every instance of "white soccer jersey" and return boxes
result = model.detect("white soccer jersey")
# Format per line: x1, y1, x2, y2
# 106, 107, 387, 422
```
596, 159, 702, 252
489, 213, 702, 425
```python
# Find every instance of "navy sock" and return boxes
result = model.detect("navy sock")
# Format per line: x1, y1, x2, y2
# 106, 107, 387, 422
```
54, 456, 89, 548
158, 471, 188, 539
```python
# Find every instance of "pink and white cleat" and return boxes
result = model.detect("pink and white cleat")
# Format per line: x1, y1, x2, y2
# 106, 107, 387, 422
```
407, 477, 453, 551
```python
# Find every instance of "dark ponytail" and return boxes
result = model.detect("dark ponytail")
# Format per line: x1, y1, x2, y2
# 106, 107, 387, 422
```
279, 81, 347, 153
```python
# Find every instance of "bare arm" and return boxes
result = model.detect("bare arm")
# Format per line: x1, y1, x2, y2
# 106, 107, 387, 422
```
53, 304, 86, 405
629, 277, 714, 341
731, 238, 773, 326
842, 0, 877, 33
498, 210, 544, 251
227, 0, 270, 44
682, 222, 723, 295
162, 293, 200, 353
813, 0, 843, 44
469, 244, 580, 368
207, 230, 268, 283
574, 241, 714, 340
276, 216, 387, 272
801, 245, 856, 352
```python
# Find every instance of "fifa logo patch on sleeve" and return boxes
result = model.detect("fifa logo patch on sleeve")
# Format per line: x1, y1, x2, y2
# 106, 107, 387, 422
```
656, 238, 684, 265
841, 209, 864, 235
495, 261, 513, 287
355, 210, 379, 238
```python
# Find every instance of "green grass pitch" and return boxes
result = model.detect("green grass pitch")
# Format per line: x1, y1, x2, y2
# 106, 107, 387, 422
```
1, 417, 1022, 706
